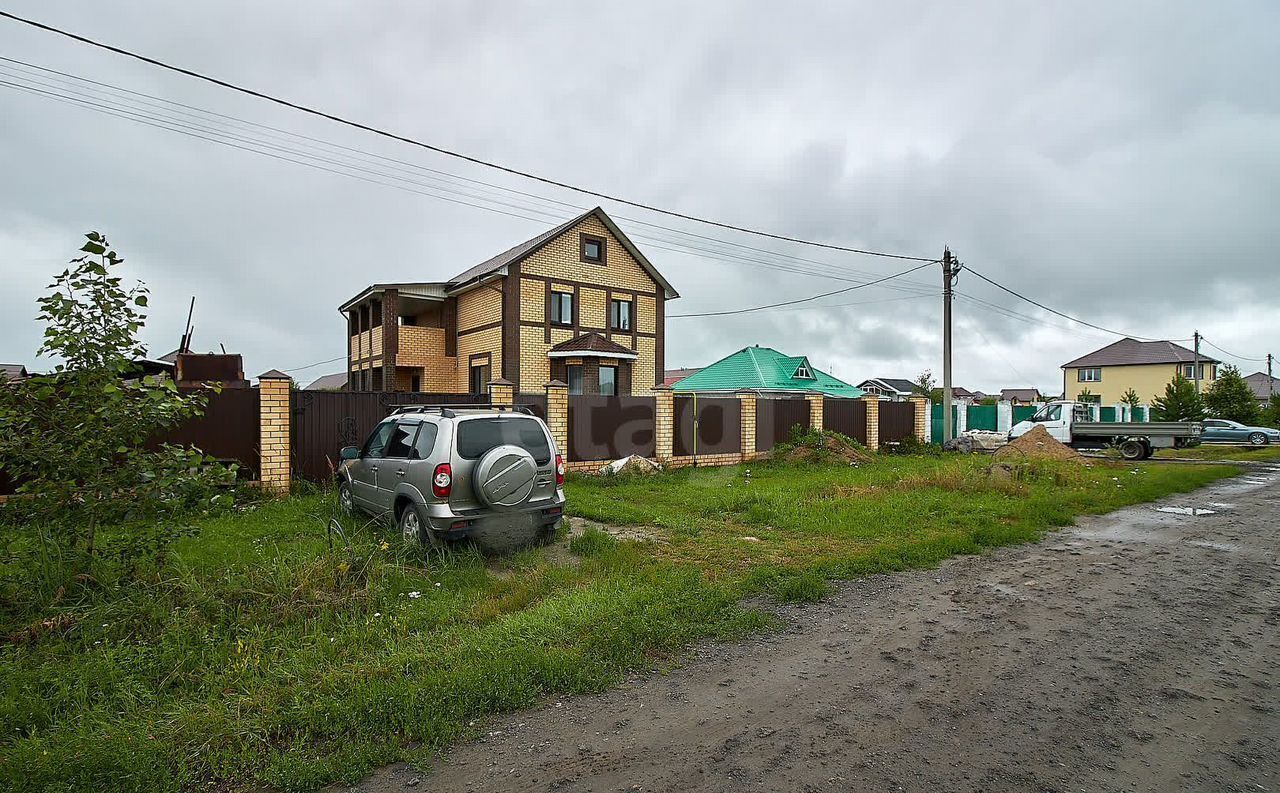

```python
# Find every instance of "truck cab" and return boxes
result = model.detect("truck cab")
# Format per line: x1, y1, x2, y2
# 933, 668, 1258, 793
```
1013, 400, 1092, 445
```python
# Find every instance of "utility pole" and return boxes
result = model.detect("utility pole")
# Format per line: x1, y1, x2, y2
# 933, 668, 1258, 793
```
1268, 353, 1274, 400
1192, 330, 1201, 394
942, 247, 956, 442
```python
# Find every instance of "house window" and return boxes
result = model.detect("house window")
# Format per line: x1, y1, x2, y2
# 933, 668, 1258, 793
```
580, 234, 606, 264
550, 291, 573, 326
599, 365, 617, 396
469, 362, 490, 395
1078, 368, 1101, 382
1181, 363, 1208, 381
609, 299, 632, 331
794, 364, 814, 380
566, 365, 583, 395
410, 374, 421, 392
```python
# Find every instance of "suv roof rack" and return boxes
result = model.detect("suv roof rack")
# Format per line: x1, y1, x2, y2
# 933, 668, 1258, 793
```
387, 403, 535, 419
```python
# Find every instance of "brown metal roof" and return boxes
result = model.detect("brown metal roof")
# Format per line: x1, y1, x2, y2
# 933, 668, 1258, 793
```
549, 332, 636, 357
1000, 388, 1043, 401
1061, 338, 1219, 369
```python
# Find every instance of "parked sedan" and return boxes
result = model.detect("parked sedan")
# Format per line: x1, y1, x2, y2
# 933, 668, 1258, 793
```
1200, 418, 1280, 446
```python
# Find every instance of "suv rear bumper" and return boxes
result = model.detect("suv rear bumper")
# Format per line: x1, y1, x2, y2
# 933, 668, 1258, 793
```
423, 489, 566, 539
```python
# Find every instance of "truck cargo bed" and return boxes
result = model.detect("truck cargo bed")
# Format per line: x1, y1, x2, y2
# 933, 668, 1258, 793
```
1071, 422, 1200, 437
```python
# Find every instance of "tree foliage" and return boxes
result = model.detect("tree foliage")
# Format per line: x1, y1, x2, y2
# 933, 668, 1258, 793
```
1262, 394, 1280, 429
1151, 374, 1204, 421
1120, 388, 1142, 409
1202, 364, 1260, 424
0, 232, 235, 572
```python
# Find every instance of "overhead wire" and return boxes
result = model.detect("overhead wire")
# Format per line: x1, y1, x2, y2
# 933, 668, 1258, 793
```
0, 9, 939, 262
667, 262, 935, 318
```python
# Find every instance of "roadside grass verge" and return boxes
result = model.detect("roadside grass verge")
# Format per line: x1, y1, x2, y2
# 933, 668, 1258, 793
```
1152, 444, 1280, 462
0, 454, 1236, 792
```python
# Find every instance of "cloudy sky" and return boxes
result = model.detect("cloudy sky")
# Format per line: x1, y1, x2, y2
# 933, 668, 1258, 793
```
2, 1, 1277, 396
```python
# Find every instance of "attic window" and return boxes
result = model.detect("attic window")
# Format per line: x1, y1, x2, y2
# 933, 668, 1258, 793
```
794, 364, 814, 380
580, 233, 606, 264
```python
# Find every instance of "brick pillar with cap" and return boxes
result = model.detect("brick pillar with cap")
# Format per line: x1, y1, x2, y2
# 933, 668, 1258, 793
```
910, 396, 929, 442
862, 395, 880, 451
488, 378, 514, 407
258, 369, 292, 495
806, 392, 824, 433
654, 384, 674, 463
545, 380, 568, 457
738, 390, 757, 461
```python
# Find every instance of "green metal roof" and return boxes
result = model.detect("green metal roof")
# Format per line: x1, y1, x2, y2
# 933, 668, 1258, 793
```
672, 346, 864, 398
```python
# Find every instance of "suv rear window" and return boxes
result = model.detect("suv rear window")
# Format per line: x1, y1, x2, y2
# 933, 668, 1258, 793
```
456, 417, 551, 464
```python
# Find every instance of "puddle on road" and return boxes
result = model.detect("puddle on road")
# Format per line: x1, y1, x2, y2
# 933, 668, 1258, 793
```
1185, 539, 1240, 553
1155, 506, 1217, 516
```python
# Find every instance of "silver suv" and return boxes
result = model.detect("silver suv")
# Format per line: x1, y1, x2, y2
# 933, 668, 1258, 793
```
336, 405, 565, 550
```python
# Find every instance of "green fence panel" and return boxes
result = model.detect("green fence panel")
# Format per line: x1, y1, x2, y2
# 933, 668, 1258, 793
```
967, 404, 998, 431
1012, 406, 1038, 424
1100, 406, 1117, 422
930, 404, 960, 441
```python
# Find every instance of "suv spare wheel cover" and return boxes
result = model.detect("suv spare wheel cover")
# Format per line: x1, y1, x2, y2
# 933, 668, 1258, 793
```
474, 444, 539, 508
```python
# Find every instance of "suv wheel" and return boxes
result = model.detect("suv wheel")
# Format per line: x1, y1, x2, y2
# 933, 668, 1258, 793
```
399, 502, 440, 549
337, 482, 356, 515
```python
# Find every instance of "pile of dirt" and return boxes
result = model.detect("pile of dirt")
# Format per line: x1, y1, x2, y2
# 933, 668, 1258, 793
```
994, 424, 1085, 463
779, 432, 874, 465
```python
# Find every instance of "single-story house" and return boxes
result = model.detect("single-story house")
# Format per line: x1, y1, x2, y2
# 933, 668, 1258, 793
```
662, 367, 702, 387
999, 388, 1043, 405
856, 377, 923, 401
671, 345, 863, 398
1, 363, 30, 383
1244, 371, 1280, 404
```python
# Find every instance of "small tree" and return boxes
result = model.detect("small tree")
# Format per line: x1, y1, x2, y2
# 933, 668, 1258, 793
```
913, 369, 936, 396
0, 232, 234, 568
1120, 388, 1142, 409
1150, 374, 1204, 421
1075, 387, 1100, 404
1202, 364, 1260, 424
1262, 394, 1280, 429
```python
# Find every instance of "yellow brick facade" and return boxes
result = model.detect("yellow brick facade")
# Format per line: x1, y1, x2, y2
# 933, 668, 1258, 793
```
457, 285, 501, 332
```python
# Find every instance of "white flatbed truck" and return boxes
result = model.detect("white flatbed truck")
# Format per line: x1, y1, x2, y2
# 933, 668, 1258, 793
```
1007, 400, 1201, 460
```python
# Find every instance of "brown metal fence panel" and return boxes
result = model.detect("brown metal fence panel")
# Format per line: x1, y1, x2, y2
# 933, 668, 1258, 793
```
824, 398, 868, 444
754, 396, 811, 452
515, 393, 547, 422
673, 396, 741, 457
291, 391, 484, 481
878, 401, 916, 444
567, 395, 656, 461
152, 388, 260, 477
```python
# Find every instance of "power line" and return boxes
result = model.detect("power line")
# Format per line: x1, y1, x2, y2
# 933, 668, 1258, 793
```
0, 66, 947, 294
0, 9, 938, 263
1198, 335, 1268, 363
282, 355, 347, 373
668, 262, 935, 318
962, 264, 1157, 341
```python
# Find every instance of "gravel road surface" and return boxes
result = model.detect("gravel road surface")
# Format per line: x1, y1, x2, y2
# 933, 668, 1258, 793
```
344, 466, 1280, 793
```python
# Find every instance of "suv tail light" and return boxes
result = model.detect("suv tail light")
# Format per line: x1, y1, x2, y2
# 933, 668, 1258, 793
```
555, 454, 565, 486
431, 462, 452, 498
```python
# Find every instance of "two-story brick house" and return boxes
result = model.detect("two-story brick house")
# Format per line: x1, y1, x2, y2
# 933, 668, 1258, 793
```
340, 208, 678, 396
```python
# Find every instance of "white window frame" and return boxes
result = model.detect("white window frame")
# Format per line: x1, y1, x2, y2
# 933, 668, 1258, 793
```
1077, 367, 1101, 382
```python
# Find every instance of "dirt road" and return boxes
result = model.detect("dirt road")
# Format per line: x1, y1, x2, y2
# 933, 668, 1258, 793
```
347, 467, 1280, 793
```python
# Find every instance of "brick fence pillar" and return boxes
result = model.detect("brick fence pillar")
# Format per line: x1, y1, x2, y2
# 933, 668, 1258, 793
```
488, 378, 514, 407
862, 395, 880, 451
910, 397, 929, 442
806, 392, 824, 432
258, 369, 293, 495
545, 380, 568, 457
653, 384, 674, 463
737, 390, 757, 461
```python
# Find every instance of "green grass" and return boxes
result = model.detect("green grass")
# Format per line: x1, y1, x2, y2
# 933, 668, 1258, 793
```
0, 454, 1238, 792
1152, 444, 1280, 461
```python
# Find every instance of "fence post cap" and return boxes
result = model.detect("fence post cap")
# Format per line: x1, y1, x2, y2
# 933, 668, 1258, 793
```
257, 369, 292, 381
487, 377, 514, 387
652, 383, 672, 391
734, 388, 755, 396
544, 379, 568, 389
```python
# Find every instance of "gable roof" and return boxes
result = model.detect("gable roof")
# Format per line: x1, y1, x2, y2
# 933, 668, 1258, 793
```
447, 207, 679, 299
1062, 338, 1219, 369
857, 377, 920, 395
1, 363, 29, 382
672, 346, 863, 397
1000, 387, 1042, 401
548, 332, 637, 359
305, 372, 349, 390
1244, 372, 1280, 401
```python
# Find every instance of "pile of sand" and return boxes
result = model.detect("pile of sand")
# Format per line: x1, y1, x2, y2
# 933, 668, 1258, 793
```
994, 424, 1085, 463
780, 432, 874, 465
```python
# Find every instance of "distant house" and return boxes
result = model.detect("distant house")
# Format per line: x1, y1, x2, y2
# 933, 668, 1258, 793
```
672, 346, 863, 398
951, 386, 978, 401
856, 378, 923, 401
662, 367, 702, 387
1244, 372, 1280, 404
999, 388, 1043, 405
305, 372, 349, 391
1062, 338, 1219, 404
0, 363, 30, 383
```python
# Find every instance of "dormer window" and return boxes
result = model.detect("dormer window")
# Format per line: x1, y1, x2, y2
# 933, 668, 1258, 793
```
794, 363, 814, 379
580, 233, 606, 264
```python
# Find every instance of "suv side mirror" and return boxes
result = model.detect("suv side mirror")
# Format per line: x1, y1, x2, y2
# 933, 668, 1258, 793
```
340, 446, 360, 460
